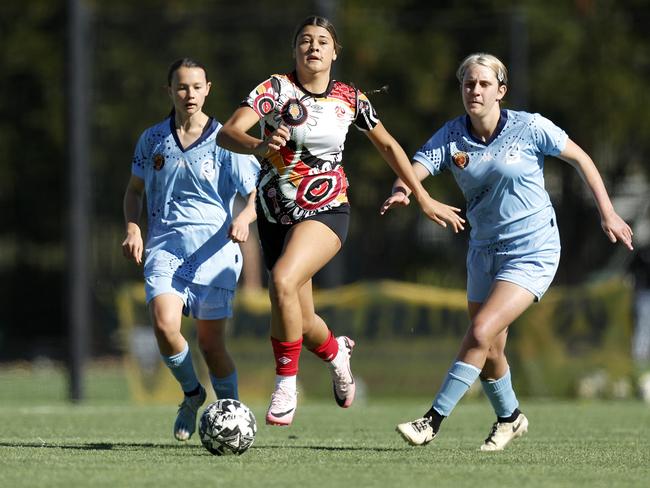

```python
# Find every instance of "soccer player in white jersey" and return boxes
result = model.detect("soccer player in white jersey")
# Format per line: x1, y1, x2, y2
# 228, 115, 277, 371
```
381, 53, 634, 451
217, 16, 465, 427
122, 58, 260, 442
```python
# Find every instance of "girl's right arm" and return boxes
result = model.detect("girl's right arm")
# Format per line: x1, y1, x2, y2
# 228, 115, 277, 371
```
217, 106, 290, 157
122, 175, 145, 265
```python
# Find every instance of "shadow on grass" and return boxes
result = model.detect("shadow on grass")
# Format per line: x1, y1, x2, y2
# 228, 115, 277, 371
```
0, 441, 194, 451
253, 444, 403, 452
0, 441, 405, 452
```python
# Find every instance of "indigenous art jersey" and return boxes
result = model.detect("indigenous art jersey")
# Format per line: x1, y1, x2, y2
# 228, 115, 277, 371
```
414, 110, 568, 250
131, 117, 260, 289
244, 72, 379, 224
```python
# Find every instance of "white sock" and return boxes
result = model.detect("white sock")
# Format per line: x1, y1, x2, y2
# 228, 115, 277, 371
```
275, 374, 297, 391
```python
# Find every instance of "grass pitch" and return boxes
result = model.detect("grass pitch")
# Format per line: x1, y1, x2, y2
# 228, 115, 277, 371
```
0, 365, 648, 488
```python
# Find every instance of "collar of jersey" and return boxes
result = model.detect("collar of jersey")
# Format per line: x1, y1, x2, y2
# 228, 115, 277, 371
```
169, 116, 218, 152
465, 109, 508, 146
289, 71, 335, 99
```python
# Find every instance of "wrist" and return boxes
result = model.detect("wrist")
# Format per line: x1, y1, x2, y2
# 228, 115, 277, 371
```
392, 185, 409, 196
126, 222, 141, 235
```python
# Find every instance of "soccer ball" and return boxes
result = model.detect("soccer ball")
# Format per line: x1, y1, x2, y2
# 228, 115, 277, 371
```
199, 399, 257, 456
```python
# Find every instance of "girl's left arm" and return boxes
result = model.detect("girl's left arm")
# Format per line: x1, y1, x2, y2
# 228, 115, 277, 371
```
365, 122, 465, 233
559, 139, 633, 250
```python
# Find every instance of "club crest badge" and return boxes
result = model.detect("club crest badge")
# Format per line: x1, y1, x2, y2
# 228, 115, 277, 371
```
281, 98, 308, 126
153, 153, 165, 171
452, 151, 469, 169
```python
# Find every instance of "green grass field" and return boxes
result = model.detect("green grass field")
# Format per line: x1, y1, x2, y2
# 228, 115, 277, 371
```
1, 364, 649, 488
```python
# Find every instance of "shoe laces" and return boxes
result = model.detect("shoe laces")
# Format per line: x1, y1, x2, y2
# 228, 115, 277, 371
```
270, 385, 296, 410
484, 421, 500, 444
411, 417, 433, 434
177, 391, 203, 415
331, 342, 352, 390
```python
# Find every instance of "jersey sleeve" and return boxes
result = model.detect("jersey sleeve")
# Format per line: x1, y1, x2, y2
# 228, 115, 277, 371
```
225, 150, 260, 196
353, 91, 380, 131
412, 125, 450, 176
130, 129, 150, 179
530, 113, 568, 156
242, 76, 280, 118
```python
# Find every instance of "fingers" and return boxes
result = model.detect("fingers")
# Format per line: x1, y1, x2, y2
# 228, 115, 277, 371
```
380, 195, 410, 215
229, 224, 249, 243
122, 238, 143, 265
267, 125, 291, 151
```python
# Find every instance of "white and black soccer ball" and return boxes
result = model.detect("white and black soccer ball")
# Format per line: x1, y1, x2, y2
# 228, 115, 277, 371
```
199, 399, 257, 456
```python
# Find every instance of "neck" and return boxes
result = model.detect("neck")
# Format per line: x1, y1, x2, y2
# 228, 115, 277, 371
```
295, 67, 331, 95
174, 111, 208, 132
469, 108, 501, 142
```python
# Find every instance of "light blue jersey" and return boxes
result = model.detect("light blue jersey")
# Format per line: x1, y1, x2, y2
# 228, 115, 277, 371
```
131, 116, 260, 290
414, 110, 568, 250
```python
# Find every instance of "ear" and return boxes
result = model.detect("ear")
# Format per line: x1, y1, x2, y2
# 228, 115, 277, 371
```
332, 50, 338, 61
496, 84, 507, 101
205, 81, 212, 96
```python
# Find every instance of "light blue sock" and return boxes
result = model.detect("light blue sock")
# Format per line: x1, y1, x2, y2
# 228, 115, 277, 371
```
432, 361, 481, 417
161, 342, 200, 394
210, 370, 239, 400
481, 369, 519, 418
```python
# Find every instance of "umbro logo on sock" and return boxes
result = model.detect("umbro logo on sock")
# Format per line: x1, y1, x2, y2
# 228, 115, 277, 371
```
278, 356, 292, 365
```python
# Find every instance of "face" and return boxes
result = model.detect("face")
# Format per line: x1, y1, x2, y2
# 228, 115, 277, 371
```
461, 64, 507, 118
294, 25, 338, 75
168, 66, 211, 117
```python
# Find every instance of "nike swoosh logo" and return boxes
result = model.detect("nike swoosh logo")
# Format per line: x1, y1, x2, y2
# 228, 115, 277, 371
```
512, 420, 522, 433
270, 408, 295, 418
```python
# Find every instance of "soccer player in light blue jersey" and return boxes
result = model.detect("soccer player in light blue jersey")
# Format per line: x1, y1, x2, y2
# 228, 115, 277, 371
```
381, 53, 634, 451
121, 58, 260, 442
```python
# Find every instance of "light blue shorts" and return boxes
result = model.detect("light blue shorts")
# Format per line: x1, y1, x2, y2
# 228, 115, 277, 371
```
144, 275, 234, 320
467, 221, 561, 303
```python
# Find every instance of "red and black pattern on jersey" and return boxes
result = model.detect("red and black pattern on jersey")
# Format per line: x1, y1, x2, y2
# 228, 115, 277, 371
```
245, 72, 378, 224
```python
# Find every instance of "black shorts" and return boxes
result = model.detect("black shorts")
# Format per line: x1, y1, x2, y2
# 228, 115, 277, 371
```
256, 206, 350, 270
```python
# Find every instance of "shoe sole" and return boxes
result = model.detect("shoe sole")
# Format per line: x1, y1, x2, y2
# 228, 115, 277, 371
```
333, 337, 356, 408
265, 416, 293, 426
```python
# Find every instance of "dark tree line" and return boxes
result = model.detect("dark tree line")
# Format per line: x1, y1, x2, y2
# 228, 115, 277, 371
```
1, 0, 648, 359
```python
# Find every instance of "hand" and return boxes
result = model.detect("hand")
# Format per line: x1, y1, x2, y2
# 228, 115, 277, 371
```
380, 192, 410, 215
601, 211, 634, 250
256, 124, 290, 157
228, 216, 251, 243
418, 196, 466, 233
122, 228, 144, 265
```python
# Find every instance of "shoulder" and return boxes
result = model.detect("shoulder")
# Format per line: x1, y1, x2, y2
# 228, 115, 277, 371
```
145, 118, 173, 138
329, 80, 358, 105
506, 109, 545, 127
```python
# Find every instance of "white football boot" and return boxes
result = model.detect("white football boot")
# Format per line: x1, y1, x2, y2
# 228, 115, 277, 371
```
480, 413, 529, 451
396, 417, 437, 446
266, 385, 298, 426
174, 385, 206, 441
329, 336, 356, 408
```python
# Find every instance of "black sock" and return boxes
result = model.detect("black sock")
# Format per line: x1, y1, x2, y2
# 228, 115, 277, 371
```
424, 407, 445, 433
497, 408, 521, 424
184, 385, 202, 397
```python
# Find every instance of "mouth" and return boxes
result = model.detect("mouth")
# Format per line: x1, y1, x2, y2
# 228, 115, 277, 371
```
306, 55, 321, 61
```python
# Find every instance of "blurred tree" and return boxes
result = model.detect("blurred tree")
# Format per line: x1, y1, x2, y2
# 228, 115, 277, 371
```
1, 0, 648, 359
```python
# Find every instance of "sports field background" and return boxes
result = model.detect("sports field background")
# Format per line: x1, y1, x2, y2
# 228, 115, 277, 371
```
0, 364, 648, 488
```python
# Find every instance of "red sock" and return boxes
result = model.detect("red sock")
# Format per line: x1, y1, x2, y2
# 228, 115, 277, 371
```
309, 330, 339, 362
271, 337, 302, 376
